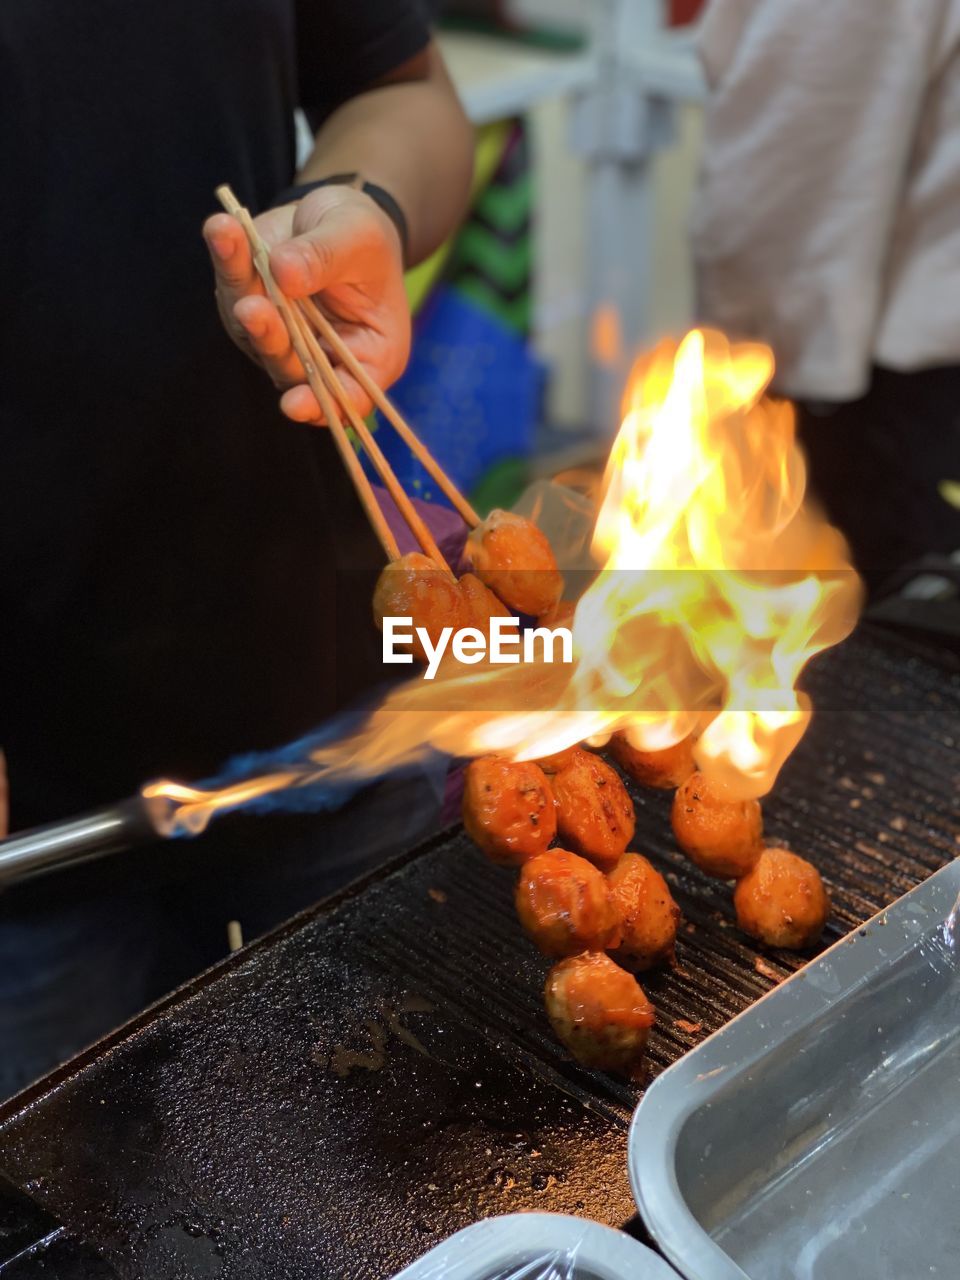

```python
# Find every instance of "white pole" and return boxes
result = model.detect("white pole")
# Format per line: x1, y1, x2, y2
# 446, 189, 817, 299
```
572, 0, 675, 434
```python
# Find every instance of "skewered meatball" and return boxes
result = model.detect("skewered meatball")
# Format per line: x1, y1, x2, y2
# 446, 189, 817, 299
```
516, 848, 622, 958
671, 772, 763, 879
610, 731, 695, 790
552, 749, 635, 870
544, 952, 655, 1075
463, 757, 557, 867
607, 854, 681, 970
532, 746, 581, 776
458, 572, 517, 635
464, 509, 563, 617
539, 599, 576, 629
373, 552, 467, 665
734, 847, 831, 949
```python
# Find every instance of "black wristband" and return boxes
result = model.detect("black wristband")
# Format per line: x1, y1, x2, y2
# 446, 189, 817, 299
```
270, 173, 410, 264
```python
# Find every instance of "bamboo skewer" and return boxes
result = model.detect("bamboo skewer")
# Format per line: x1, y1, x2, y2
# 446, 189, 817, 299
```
288, 303, 453, 574
297, 295, 480, 529
215, 184, 472, 573
215, 185, 401, 564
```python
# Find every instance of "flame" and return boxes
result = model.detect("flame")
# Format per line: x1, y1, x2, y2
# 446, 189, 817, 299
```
563, 328, 860, 793
143, 772, 301, 836
146, 329, 861, 835
591, 302, 623, 368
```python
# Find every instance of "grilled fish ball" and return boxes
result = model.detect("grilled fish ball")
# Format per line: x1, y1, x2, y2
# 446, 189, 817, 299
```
532, 746, 581, 776
607, 854, 681, 970
516, 848, 622, 958
544, 952, 655, 1075
373, 552, 467, 664
464, 509, 563, 617
552, 749, 635, 870
734, 847, 831, 949
610, 731, 695, 790
539, 599, 576, 629
462, 757, 557, 867
458, 572, 517, 635
671, 772, 763, 879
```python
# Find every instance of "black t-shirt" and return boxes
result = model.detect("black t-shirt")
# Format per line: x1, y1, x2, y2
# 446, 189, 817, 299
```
0, 1, 429, 825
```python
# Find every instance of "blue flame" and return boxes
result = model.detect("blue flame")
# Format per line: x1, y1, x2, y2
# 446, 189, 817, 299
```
158, 690, 450, 835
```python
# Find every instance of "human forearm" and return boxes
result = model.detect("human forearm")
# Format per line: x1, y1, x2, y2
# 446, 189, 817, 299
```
296, 42, 473, 267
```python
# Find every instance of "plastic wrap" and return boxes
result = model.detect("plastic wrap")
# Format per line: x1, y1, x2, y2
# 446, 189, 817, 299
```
393, 1213, 679, 1279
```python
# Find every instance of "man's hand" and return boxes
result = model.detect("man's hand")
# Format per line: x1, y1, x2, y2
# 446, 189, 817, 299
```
203, 184, 410, 423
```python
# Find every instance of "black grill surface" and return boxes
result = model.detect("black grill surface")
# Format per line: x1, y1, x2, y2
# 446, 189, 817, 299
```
0, 626, 958, 1279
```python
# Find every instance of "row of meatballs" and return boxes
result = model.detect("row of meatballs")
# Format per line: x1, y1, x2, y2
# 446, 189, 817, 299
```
462, 737, 830, 1075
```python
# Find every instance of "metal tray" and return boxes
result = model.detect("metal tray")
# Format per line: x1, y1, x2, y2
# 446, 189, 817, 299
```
393, 1213, 679, 1279
630, 857, 960, 1280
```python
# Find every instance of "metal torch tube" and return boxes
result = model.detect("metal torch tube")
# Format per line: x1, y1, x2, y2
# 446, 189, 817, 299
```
0, 798, 158, 885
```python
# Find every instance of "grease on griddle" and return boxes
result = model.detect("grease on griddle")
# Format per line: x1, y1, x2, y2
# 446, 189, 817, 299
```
754, 956, 784, 982
312, 995, 436, 1078
673, 1019, 702, 1036
380, 997, 434, 1059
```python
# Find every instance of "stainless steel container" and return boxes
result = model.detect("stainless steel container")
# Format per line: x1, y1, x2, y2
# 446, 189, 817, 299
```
630, 857, 960, 1280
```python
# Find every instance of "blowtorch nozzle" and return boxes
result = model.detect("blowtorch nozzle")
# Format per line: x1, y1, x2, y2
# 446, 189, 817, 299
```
0, 797, 160, 886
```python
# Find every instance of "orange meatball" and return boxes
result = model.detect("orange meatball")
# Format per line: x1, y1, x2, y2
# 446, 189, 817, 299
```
734, 847, 831, 949
610, 731, 695, 790
373, 552, 467, 665
464, 509, 564, 617
544, 952, 655, 1075
458, 572, 517, 636
516, 848, 622, 958
532, 746, 581, 776
552, 749, 635, 870
607, 854, 681, 970
462, 757, 557, 867
671, 772, 763, 879
539, 599, 576, 629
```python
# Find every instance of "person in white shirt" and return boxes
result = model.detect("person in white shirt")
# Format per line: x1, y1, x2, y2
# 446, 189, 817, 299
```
693, 0, 960, 591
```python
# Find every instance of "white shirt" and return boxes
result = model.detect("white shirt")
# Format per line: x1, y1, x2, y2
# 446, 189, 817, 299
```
693, 0, 960, 401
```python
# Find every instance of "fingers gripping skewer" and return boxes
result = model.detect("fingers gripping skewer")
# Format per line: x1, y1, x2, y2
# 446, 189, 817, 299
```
288, 315, 452, 573
298, 295, 480, 529
215, 185, 402, 564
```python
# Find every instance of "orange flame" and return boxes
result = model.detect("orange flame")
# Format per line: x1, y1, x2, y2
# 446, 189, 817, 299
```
566, 328, 860, 793
146, 330, 861, 834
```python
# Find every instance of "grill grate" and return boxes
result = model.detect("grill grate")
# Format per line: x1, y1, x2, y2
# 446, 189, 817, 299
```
0, 626, 957, 1279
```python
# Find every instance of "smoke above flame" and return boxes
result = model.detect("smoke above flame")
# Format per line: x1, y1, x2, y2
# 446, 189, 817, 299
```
146, 329, 862, 836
